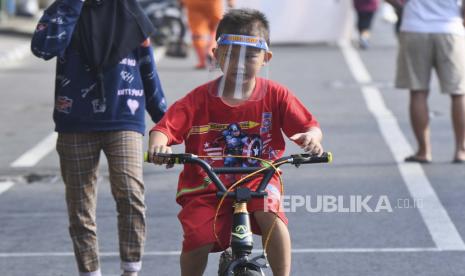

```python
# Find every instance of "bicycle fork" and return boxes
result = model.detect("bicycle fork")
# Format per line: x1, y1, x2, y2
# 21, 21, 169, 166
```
221, 202, 266, 276
231, 202, 254, 257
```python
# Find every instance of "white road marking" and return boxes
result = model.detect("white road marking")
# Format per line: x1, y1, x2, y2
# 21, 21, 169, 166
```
290, 247, 444, 253
0, 181, 14, 195
340, 42, 465, 251
10, 132, 58, 168
0, 247, 461, 258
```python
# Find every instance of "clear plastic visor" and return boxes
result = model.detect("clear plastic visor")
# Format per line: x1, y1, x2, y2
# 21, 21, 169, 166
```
209, 34, 270, 103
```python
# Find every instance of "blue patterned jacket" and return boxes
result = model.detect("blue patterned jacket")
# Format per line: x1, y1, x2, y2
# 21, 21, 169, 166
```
31, 0, 167, 134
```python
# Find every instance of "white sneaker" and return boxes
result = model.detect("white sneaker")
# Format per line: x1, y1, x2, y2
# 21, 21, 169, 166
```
359, 37, 370, 50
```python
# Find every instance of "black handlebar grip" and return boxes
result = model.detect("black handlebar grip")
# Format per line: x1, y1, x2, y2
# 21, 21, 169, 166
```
144, 152, 195, 164
291, 152, 333, 164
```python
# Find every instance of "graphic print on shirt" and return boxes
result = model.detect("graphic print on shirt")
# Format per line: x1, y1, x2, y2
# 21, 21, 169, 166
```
119, 58, 137, 67
46, 31, 67, 41
215, 123, 251, 167
50, 16, 64, 25
35, 23, 47, 32
92, 99, 106, 113
260, 112, 279, 160
120, 70, 135, 83
201, 112, 275, 168
81, 83, 96, 98
55, 96, 73, 114
117, 89, 144, 97
127, 99, 140, 115
56, 75, 71, 88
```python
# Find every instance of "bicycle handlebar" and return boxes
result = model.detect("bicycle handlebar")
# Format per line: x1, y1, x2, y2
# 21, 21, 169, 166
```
145, 152, 332, 200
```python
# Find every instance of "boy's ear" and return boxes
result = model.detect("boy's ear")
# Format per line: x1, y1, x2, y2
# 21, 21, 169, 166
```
264, 51, 273, 64
212, 47, 217, 57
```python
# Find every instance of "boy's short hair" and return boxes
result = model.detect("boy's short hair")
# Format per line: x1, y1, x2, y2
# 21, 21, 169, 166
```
216, 9, 270, 46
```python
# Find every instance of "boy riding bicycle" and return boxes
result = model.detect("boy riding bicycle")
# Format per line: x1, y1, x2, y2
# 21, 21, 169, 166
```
148, 9, 324, 276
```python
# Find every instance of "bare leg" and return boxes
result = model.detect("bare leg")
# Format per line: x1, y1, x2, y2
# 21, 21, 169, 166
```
356, 11, 374, 49
180, 243, 213, 276
360, 30, 371, 40
451, 94, 465, 161
255, 211, 291, 276
192, 35, 208, 69
409, 90, 432, 161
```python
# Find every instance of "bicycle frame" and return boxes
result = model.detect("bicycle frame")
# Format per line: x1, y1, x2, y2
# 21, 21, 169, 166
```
147, 152, 332, 275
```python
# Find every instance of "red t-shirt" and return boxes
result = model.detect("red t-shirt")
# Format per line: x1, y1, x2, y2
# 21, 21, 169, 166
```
152, 78, 320, 204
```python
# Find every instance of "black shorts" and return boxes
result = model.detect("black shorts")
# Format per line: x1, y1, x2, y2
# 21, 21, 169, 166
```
357, 11, 375, 32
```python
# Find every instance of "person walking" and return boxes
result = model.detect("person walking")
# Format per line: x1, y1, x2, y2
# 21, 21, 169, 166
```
182, 0, 234, 69
353, 0, 380, 49
395, 0, 465, 163
385, 0, 405, 35
31, 0, 167, 275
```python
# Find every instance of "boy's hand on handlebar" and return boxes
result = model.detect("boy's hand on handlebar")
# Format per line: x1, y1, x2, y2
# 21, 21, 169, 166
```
148, 145, 174, 168
290, 130, 323, 156
148, 131, 174, 168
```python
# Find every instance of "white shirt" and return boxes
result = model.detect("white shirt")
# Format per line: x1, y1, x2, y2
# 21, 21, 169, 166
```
401, 0, 465, 35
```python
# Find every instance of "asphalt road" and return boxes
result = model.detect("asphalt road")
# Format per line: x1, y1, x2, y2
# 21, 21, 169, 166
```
1, 16, 465, 276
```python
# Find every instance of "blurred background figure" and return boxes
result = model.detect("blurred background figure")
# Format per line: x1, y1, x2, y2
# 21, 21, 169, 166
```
3, 0, 53, 18
394, 0, 465, 164
138, 0, 188, 58
385, 0, 405, 35
182, 0, 234, 69
353, 0, 380, 49
15, 0, 38, 17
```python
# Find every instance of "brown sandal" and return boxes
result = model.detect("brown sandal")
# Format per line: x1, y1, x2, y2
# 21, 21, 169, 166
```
404, 155, 431, 164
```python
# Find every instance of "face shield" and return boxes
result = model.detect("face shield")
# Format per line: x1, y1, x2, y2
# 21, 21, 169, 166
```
208, 34, 271, 103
